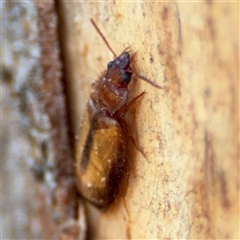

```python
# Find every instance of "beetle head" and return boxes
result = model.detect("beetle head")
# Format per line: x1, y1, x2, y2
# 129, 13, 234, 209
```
106, 52, 132, 86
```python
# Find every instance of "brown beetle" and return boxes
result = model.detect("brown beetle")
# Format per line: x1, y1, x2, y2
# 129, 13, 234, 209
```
75, 19, 162, 208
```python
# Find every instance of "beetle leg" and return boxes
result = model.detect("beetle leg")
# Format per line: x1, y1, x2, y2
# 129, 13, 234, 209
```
114, 91, 145, 118
118, 117, 150, 163
127, 135, 150, 163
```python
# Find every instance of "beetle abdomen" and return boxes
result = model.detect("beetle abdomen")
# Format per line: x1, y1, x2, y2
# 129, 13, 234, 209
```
75, 110, 127, 207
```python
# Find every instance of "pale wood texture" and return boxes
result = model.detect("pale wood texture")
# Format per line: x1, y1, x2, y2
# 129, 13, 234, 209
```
59, 1, 239, 239
3, 1, 238, 239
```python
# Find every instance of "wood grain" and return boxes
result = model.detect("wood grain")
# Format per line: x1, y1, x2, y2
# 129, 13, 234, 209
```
58, 1, 239, 239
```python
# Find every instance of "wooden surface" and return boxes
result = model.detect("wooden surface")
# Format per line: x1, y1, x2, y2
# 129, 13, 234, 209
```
3, 1, 238, 239
58, 1, 239, 239
2, 1, 86, 239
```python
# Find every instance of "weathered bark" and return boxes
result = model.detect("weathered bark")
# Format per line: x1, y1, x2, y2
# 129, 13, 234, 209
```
58, 1, 239, 239
2, 1, 86, 239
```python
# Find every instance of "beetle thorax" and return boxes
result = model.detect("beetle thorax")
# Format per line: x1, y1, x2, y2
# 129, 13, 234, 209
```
90, 76, 129, 115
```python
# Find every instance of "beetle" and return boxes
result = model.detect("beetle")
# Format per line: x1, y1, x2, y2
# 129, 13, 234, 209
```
74, 19, 162, 208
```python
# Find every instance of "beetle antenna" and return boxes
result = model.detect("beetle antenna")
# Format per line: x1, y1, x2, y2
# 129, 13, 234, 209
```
130, 51, 137, 61
90, 18, 117, 59
126, 70, 164, 89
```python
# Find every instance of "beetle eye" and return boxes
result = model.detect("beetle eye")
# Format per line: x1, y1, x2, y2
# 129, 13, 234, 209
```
107, 61, 114, 69
121, 72, 131, 84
